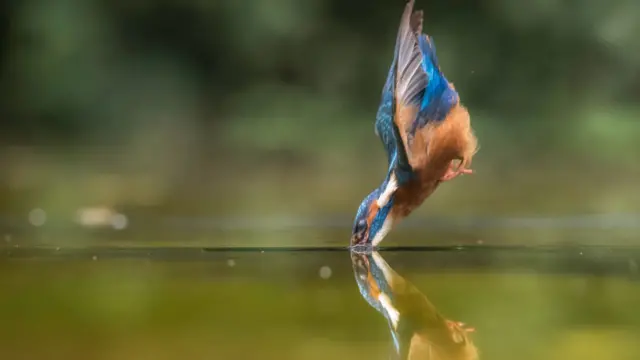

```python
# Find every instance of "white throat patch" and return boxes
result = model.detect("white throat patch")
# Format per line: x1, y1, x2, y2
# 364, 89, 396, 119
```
376, 174, 398, 208
372, 252, 395, 286
371, 215, 395, 246
378, 292, 400, 330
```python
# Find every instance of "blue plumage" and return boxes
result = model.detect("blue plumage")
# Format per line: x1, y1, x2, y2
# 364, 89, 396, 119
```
350, 252, 401, 352
374, 58, 413, 185
350, 0, 476, 248
418, 36, 447, 115
375, 11, 458, 179
410, 34, 458, 136
374, 64, 399, 167
352, 176, 395, 235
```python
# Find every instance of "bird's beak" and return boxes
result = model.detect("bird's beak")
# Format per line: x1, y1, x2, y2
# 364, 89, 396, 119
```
350, 224, 370, 248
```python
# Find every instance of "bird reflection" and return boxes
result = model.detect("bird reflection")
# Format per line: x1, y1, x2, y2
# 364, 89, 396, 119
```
350, 251, 478, 360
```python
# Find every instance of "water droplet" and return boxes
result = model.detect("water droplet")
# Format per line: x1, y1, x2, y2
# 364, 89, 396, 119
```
28, 208, 46, 227
319, 266, 332, 279
4, 234, 11, 243
111, 213, 128, 230
227, 259, 236, 267
92, 255, 98, 261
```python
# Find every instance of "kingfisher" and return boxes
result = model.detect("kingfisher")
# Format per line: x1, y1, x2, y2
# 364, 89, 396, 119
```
350, 250, 478, 360
350, 0, 478, 248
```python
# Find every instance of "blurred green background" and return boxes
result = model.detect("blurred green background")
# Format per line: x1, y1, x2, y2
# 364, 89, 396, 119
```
1, 0, 639, 248
2, 2, 640, 359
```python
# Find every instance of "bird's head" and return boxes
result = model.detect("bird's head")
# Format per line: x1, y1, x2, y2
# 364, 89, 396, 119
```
350, 180, 397, 248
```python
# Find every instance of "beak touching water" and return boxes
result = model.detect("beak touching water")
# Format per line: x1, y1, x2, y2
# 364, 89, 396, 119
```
350, 203, 377, 247
351, 199, 395, 249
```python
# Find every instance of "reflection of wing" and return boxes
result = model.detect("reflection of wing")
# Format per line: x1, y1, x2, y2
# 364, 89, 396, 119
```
351, 250, 479, 360
393, 0, 459, 169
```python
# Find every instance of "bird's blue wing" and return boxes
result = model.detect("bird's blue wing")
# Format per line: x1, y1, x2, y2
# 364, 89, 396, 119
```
374, 61, 413, 183
374, 63, 399, 166
392, 0, 459, 168
410, 34, 459, 135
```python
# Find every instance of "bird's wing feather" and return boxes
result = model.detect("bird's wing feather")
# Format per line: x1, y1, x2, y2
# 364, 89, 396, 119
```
393, 0, 427, 163
392, 0, 457, 170
374, 64, 400, 166
374, 52, 413, 182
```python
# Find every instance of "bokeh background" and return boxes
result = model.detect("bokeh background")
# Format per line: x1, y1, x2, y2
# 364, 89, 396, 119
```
2, 1, 640, 360
2, 0, 640, 247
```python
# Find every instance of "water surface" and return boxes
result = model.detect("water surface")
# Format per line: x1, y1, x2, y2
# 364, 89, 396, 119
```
2, 245, 640, 360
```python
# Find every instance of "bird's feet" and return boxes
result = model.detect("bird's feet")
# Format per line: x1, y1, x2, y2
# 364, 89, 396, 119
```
440, 161, 473, 182
447, 320, 476, 333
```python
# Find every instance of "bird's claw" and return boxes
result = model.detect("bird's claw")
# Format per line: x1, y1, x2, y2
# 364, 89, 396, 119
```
447, 320, 476, 333
440, 161, 473, 182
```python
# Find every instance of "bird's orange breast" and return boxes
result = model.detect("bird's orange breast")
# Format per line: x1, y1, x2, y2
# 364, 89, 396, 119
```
391, 170, 443, 219
392, 140, 454, 219
392, 104, 477, 219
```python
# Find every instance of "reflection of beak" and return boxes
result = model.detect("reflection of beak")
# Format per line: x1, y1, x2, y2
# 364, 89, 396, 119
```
350, 252, 368, 278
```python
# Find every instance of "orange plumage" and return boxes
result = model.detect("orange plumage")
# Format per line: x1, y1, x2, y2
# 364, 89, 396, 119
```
351, 251, 479, 359
350, 0, 478, 247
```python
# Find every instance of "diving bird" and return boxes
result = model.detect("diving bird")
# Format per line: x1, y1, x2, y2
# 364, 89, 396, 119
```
350, 0, 478, 248
350, 250, 478, 360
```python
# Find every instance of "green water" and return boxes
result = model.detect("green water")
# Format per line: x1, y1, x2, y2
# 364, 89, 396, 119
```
1, 246, 640, 360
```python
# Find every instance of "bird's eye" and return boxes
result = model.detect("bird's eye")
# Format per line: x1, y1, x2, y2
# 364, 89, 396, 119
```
354, 219, 368, 233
